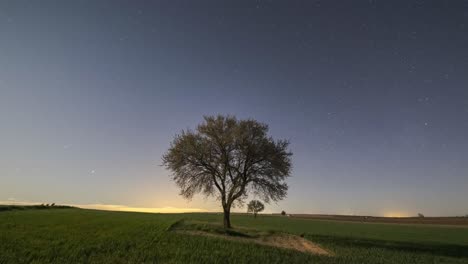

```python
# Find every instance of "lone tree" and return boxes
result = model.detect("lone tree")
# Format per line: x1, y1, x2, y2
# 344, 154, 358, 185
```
281, 210, 286, 216
163, 115, 292, 228
247, 200, 265, 218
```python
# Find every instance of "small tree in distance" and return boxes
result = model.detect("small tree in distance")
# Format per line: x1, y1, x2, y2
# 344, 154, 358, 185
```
163, 115, 292, 228
247, 200, 265, 218
418, 213, 425, 218
281, 210, 286, 216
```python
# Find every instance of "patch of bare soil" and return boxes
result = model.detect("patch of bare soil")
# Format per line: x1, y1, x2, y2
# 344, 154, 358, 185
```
263, 234, 331, 255
178, 230, 332, 256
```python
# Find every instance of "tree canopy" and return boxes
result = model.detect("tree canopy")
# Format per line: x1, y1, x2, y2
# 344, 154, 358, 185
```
162, 115, 292, 228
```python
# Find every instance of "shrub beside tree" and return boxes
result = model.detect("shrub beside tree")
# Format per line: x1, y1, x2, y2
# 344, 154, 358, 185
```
247, 200, 264, 218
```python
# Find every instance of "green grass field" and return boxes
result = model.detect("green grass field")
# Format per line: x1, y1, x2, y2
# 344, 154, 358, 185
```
1, 208, 468, 263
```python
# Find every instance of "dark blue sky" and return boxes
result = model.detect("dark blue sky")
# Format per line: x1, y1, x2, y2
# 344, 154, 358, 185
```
1, 0, 467, 216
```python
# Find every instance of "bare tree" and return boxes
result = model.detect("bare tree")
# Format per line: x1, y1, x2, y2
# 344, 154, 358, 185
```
163, 115, 292, 228
247, 200, 265, 218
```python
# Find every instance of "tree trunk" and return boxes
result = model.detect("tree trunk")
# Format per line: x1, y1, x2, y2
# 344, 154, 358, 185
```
254, 212, 257, 218
223, 209, 231, 228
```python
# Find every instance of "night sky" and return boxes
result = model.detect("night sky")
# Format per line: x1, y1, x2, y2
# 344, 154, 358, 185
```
1, 1, 467, 216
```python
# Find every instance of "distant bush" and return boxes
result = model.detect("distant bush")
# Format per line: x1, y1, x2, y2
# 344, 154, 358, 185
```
0, 204, 74, 212
0, 205, 20, 212
418, 213, 425, 218
281, 211, 286, 216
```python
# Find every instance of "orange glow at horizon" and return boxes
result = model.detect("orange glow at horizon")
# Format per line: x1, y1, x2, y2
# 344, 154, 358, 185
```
0, 200, 208, 214
76, 204, 208, 213
383, 211, 410, 218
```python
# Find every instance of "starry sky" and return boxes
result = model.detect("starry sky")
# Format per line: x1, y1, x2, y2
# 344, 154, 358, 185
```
1, 0, 467, 216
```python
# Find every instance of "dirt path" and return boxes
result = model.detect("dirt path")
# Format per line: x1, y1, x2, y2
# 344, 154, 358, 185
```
265, 234, 331, 255
178, 230, 332, 256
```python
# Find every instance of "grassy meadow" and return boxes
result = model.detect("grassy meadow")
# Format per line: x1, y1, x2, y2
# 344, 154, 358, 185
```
1, 208, 468, 263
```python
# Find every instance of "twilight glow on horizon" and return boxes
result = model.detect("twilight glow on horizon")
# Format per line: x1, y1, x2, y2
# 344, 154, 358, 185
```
1, 1, 467, 216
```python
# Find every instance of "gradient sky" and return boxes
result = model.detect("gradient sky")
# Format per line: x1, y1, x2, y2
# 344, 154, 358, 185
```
1, 0, 467, 216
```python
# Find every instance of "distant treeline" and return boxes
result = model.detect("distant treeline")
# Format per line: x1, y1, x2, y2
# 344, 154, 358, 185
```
0, 204, 75, 212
